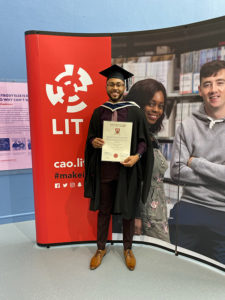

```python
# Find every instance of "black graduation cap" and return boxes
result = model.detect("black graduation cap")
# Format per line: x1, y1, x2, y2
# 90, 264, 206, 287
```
99, 64, 134, 81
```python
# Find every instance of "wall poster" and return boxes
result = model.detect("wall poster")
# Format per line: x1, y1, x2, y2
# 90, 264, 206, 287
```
0, 82, 32, 171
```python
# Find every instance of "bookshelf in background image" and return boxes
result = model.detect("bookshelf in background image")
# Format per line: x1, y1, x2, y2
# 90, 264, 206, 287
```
180, 45, 225, 94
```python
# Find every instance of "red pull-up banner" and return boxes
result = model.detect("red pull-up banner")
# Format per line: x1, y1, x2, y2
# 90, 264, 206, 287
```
25, 31, 111, 245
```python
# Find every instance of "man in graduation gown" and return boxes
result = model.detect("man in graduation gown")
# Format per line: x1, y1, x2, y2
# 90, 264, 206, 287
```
84, 65, 153, 271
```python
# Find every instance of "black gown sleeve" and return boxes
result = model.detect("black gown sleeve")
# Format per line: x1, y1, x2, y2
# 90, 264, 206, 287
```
84, 108, 101, 198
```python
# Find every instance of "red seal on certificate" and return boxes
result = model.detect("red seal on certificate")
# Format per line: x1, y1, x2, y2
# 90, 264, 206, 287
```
115, 128, 120, 134
114, 153, 118, 158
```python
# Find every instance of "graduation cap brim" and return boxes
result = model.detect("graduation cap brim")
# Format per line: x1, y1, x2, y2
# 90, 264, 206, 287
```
99, 64, 133, 81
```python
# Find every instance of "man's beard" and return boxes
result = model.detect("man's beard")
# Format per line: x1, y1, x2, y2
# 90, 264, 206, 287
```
107, 91, 124, 102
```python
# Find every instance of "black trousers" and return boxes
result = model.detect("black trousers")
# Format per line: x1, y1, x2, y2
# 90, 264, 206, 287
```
97, 181, 134, 250
169, 201, 225, 264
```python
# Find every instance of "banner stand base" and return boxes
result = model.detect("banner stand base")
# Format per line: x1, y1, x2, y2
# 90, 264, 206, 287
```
36, 240, 225, 272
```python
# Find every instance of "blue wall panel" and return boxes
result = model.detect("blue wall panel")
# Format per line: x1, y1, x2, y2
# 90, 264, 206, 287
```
0, 171, 34, 224
0, 0, 225, 224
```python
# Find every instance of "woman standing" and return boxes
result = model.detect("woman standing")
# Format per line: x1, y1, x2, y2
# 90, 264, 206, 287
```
126, 78, 170, 242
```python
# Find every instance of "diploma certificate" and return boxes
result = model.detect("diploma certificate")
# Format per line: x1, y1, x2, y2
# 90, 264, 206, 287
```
101, 121, 133, 162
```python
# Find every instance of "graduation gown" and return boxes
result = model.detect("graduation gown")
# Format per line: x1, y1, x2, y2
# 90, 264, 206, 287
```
84, 101, 154, 219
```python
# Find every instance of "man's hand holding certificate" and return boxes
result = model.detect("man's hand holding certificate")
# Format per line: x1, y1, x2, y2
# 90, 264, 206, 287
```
102, 121, 133, 162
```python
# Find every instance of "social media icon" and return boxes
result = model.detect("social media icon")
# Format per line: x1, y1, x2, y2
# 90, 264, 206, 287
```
55, 183, 60, 189
63, 183, 68, 188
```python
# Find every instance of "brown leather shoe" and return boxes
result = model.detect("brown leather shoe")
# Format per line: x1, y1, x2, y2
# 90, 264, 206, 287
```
90, 249, 106, 270
124, 249, 136, 271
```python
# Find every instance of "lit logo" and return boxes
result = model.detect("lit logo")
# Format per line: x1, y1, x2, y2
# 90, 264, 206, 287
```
46, 64, 93, 113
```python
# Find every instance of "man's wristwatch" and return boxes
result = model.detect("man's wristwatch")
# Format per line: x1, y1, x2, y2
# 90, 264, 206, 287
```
136, 153, 142, 160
